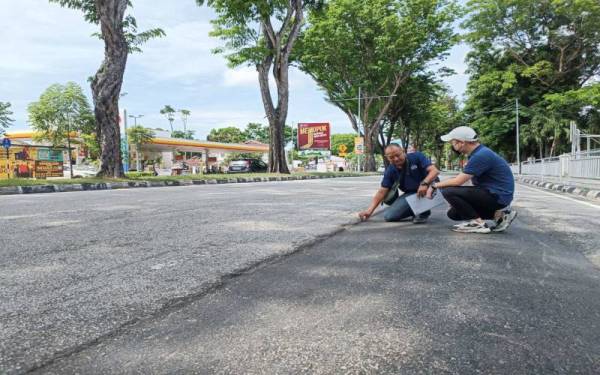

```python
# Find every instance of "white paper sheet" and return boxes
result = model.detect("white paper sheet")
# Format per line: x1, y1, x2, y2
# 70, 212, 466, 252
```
405, 190, 447, 215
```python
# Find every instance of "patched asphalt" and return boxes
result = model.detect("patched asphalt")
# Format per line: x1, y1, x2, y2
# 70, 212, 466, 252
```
0, 177, 377, 373
20, 181, 600, 374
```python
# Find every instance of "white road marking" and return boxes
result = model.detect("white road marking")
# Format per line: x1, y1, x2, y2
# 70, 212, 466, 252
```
518, 183, 600, 210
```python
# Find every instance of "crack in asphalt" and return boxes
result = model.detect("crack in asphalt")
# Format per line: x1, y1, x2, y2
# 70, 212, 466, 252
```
23, 216, 371, 374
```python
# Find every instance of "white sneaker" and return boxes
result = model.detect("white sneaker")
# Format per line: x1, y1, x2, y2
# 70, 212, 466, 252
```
452, 220, 491, 233
453, 221, 471, 229
492, 210, 517, 232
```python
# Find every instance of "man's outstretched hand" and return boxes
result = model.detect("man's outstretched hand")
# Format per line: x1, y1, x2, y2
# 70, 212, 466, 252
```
358, 210, 372, 221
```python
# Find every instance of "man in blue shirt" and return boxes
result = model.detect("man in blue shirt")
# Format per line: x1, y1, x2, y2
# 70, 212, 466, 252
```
359, 144, 440, 223
429, 126, 517, 233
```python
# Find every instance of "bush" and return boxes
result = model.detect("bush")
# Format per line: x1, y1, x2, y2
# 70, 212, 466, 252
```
126, 171, 155, 178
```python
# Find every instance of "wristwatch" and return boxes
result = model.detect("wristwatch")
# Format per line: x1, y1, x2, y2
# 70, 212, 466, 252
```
420, 180, 430, 187
431, 182, 438, 190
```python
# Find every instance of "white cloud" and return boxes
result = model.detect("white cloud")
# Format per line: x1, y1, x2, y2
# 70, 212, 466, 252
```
1, 0, 470, 136
129, 21, 227, 82
224, 67, 258, 87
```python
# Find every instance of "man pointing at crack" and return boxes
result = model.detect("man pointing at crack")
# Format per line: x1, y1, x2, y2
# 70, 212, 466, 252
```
359, 143, 440, 224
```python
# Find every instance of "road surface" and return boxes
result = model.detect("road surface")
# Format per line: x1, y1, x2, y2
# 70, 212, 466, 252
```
1, 177, 599, 373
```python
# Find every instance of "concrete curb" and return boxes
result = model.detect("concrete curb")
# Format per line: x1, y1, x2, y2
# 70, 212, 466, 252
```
0, 174, 373, 196
516, 176, 600, 203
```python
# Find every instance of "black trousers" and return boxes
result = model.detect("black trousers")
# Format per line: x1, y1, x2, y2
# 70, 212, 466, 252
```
441, 186, 505, 221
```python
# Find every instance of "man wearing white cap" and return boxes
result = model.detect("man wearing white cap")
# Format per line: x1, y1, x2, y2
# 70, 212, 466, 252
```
428, 126, 517, 233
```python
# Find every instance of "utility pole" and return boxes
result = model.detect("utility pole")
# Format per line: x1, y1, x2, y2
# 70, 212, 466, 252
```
119, 92, 129, 173
358, 87, 362, 173
125, 114, 144, 173
67, 116, 74, 179
330, 88, 397, 173
516, 98, 521, 175
129, 114, 143, 126
123, 109, 129, 172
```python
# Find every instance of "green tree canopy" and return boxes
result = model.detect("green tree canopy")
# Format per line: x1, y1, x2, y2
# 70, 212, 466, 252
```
179, 109, 191, 132
243, 123, 269, 143
243, 122, 296, 148
171, 130, 195, 140
207, 126, 245, 143
28, 82, 95, 177
462, 0, 600, 159
0, 102, 14, 136
127, 125, 155, 146
299, 0, 461, 170
160, 105, 176, 133
381, 74, 448, 150
49, 0, 165, 53
331, 134, 355, 156
49, 0, 165, 177
198, 0, 324, 173
28, 82, 95, 147
127, 125, 155, 171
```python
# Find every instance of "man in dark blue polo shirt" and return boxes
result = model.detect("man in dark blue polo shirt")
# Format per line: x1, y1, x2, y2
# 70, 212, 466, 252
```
429, 126, 516, 233
358, 144, 440, 223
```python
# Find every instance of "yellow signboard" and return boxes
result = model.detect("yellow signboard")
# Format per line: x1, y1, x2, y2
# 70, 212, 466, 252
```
0, 146, 64, 179
354, 137, 364, 155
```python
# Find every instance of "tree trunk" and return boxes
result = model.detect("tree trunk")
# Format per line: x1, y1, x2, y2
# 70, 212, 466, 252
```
360, 76, 406, 172
257, 62, 289, 173
378, 124, 392, 169
254, 1, 305, 174
363, 128, 377, 172
549, 135, 558, 157
270, 116, 288, 173
92, 0, 128, 178
67, 133, 73, 179
136, 145, 141, 172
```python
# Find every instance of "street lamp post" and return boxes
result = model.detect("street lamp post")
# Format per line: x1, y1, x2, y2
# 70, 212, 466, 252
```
331, 87, 397, 173
125, 114, 143, 173
515, 99, 521, 175
463, 101, 522, 174
129, 114, 143, 126
119, 92, 128, 172
358, 87, 362, 172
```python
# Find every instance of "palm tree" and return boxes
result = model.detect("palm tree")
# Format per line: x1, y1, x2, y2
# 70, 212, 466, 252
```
127, 125, 155, 171
0, 101, 14, 136
160, 105, 176, 133
179, 109, 191, 132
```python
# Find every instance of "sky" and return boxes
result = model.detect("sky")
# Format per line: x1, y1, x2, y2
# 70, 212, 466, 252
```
0, 0, 471, 139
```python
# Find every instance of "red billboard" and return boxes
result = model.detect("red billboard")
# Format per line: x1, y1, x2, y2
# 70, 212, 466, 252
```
298, 123, 331, 150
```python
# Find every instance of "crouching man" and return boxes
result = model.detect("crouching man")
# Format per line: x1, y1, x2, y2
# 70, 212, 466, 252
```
429, 126, 517, 233
359, 144, 440, 223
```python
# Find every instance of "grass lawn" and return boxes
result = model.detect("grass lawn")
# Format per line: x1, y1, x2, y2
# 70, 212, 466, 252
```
0, 172, 378, 188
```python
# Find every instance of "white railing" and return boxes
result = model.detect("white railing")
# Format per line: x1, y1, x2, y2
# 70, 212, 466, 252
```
569, 156, 600, 179
518, 158, 561, 177
513, 152, 600, 180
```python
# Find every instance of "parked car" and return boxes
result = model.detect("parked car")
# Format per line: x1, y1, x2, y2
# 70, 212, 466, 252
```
228, 159, 268, 173
63, 164, 99, 178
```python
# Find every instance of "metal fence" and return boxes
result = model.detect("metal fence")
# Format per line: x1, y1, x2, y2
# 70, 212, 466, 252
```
511, 150, 600, 181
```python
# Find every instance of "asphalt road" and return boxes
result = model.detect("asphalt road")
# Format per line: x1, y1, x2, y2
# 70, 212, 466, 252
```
0, 177, 376, 373
2, 177, 600, 374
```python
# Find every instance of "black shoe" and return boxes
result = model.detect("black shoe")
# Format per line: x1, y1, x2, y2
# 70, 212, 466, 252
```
492, 210, 517, 232
412, 215, 428, 224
